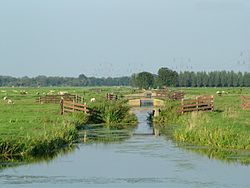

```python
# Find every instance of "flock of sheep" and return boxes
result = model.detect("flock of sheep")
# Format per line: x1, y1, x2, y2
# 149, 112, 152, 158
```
2, 90, 29, 104
1, 89, 97, 105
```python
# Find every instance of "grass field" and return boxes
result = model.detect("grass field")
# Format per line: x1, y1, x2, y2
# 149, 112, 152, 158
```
0, 87, 137, 159
155, 87, 250, 151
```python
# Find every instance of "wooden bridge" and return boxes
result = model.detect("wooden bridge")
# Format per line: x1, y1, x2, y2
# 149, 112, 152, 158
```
125, 90, 185, 107
127, 98, 165, 107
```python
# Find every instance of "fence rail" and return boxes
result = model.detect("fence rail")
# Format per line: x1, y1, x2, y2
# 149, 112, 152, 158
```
155, 89, 185, 100
180, 95, 214, 114
60, 99, 88, 115
36, 94, 83, 104
170, 91, 185, 100
155, 89, 169, 98
241, 96, 250, 110
106, 93, 118, 100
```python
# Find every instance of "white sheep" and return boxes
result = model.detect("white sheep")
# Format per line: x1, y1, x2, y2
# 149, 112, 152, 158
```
3, 96, 8, 100
58, 91, 68, 95
47, 90, 55, 95
7, 99, 14, 104
20, 90, 28, 95
90, 98, 96, 102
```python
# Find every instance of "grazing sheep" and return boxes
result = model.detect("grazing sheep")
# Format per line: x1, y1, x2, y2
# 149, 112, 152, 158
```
58, 91, 68, 95
216, 91, 222, 96
20, 90, 28, 95
7, 99, 14, 104
90, 98, 96, 102
47, 90, 55, 95
3, 96, 8, 100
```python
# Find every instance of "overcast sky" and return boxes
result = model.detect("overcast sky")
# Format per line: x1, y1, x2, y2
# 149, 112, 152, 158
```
0, 0, 250, 77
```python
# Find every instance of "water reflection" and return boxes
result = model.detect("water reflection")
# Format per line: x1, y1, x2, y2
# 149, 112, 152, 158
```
78, 124, 135, 143
183, 146, 250, 165
0, 146, 76, 171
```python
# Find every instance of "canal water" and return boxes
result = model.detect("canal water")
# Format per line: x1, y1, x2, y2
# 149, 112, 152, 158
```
0, 108, 250, 188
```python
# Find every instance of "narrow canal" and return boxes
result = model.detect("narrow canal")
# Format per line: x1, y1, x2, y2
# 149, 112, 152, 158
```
0, 108, 249, 188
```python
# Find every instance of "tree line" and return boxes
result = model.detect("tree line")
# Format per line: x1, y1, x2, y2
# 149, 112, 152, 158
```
131, 68, 250, 89
0, 74, 130, 87
0, 68, 250, 88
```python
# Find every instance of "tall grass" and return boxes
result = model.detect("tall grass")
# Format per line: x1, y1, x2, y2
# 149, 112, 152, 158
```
88, 99, 137, 127
155, 88, 250, 150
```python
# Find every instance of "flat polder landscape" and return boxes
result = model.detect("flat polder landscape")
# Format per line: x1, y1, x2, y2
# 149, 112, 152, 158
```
0, 86, 250, 187
1, 0, 250, 187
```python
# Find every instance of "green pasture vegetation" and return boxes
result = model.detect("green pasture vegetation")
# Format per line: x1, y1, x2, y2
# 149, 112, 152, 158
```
155, 87, 250, 151
0, 87, 137, 159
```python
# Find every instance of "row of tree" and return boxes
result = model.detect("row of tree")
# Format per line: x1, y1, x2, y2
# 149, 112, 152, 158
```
131, 68, 250, 89
1, 68, 250, 88
178, 71, 250, 87
0, 75, 131, 87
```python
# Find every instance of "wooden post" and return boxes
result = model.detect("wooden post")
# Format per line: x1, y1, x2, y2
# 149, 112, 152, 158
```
196, 97, 199, 111
84, 102, 87, 114
60, 99, 64, 115
211, 95, 214, 111
181, 99, 184, 114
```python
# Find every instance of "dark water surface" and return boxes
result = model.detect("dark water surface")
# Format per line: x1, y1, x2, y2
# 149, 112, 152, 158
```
0, 108, 249, 188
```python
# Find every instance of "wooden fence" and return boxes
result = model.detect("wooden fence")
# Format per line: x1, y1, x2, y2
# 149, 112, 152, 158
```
155, 89, 169, 98
106, 93, 118, 100
36, 94, 83, 104
154, 89, 184, 100
241, 96, 250, 110
180, 95, 214, 114
170, 91, 185, 100
60, 99, 88, 115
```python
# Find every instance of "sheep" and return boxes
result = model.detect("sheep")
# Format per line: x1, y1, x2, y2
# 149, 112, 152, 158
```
3, 96, 8, 100
216, 91, 222, 96
20, 90, 28, 95
58, 91, 68, 95
90, 98, 96, 102
7, 99, 14, 104
47, 90, 55, 95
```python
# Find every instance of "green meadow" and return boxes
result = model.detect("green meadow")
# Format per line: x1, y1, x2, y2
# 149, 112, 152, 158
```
155, 87, 250, 151
0, 87, 137, 159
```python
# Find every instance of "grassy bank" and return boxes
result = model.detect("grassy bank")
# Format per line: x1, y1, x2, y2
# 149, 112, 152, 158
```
154, 88, 250, 150
0, 100, 78, 158
0, 87, 137, 159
